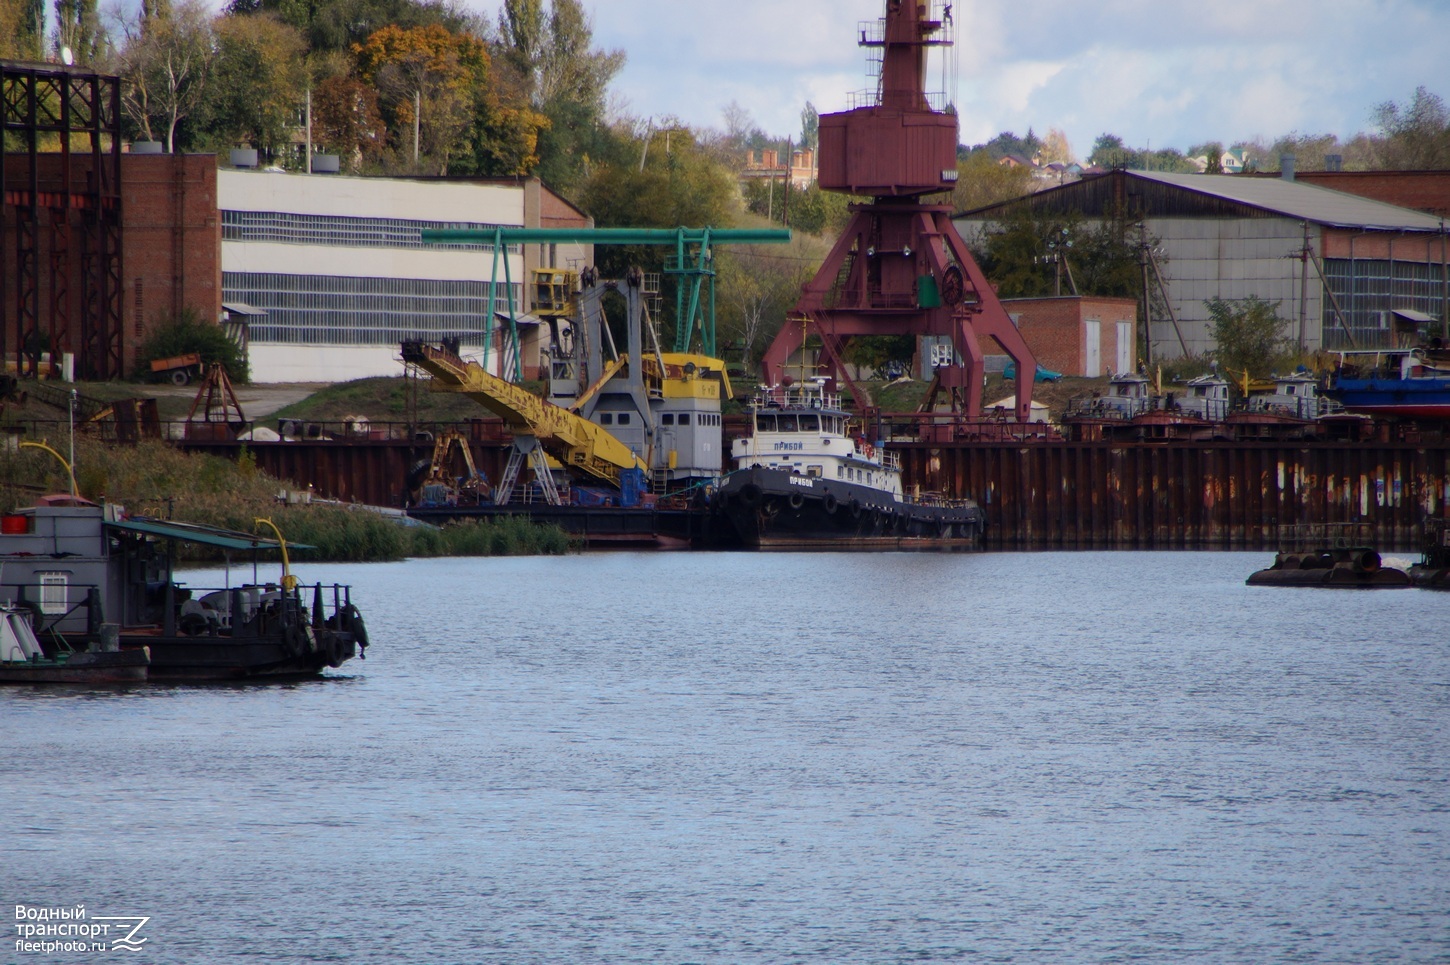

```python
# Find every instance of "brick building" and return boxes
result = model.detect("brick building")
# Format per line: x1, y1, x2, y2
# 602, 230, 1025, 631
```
0, 151, 219, 379
1294, 171, 1450, 219
996, 296, 1138, 377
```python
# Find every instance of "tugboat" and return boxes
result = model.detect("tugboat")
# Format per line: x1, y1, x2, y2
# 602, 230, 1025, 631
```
1246, 524, 1410, 588
0, 497, 368, 680
710, 380, 985, 550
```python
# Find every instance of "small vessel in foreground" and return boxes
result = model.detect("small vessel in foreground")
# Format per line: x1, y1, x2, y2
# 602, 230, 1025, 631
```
0, 497, 368, 680
1246, 524, 1410, 588
710, 381, 985, 550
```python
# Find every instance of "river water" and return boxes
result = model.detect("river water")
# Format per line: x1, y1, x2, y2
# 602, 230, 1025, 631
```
5, 551, 1448, 963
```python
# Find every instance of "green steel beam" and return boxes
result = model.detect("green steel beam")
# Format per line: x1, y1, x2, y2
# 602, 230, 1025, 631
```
421, 226, 791, 358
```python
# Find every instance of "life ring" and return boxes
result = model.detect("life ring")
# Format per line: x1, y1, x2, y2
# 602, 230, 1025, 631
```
823, 493, 839, 514
788, 492, 805, 510
739, 483, 763, 508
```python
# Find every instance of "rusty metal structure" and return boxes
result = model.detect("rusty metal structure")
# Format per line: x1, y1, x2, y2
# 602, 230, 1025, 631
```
761, 0, 1036, 421
1, 61, 124, 380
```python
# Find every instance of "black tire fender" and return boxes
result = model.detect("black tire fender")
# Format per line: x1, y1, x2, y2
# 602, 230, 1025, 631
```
739, 483, 762, 508
788, 492, 805, 510
823, 493, 839, 514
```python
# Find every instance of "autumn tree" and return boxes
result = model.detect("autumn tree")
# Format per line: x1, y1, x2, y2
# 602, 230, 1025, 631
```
952, 150, 1033, 213
1039, 126, 1074, 165
715, 240, 817, 372
310, 74, 387, 167
230, 0, 467, 56
354, 23, 492, 171
497, 0, 623, 192
1372, 86, 1450, 170
199, 13, 306, 157
112, 0, 217, 152
0, 0, 42, 60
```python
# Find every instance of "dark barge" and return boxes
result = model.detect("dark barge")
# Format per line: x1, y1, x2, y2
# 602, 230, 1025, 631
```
0, 497, 367, 681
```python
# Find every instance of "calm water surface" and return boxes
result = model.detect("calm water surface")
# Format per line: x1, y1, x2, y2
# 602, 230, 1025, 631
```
4, 551, 1448, 963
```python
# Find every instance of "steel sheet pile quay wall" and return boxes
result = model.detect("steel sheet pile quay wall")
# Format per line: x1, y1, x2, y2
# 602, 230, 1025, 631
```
893, 441, 1450, 550
180, 434, 1450, 551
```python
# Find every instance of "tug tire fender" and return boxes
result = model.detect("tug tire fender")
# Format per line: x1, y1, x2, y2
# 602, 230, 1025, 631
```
823, 493, 839, 514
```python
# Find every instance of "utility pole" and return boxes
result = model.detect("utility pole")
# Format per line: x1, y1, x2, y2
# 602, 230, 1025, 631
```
305, 87, 312, 174
1441, 217, 1448, 340
1299, 222, 1310, 353
1138, 223, 1153, 366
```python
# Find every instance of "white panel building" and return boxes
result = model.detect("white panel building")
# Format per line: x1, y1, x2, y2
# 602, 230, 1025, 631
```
218, 169, 590, 383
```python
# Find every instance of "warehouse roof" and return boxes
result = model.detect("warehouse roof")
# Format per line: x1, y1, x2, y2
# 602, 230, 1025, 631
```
1132, 171, 1446, 231
960, 169, 1447, 232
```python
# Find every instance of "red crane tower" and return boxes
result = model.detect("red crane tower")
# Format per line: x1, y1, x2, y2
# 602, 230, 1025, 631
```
761, 0, 1036, 422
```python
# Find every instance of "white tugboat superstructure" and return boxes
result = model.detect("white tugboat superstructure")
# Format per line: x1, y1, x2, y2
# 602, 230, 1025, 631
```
711, 380, 985, 550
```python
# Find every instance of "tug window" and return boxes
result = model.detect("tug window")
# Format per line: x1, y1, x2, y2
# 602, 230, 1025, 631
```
757, 414, 777, 432
798, 414, 819, 432
777, 414, 798, 431
38, 572, 69, 614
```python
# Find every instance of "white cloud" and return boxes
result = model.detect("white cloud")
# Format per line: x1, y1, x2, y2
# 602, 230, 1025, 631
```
462, 0, 1450, 151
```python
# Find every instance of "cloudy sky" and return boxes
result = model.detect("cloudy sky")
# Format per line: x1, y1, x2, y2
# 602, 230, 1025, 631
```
470, 0, 1450, 159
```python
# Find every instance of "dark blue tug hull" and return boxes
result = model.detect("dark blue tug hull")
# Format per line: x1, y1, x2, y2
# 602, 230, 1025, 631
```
711, 467, 985, 551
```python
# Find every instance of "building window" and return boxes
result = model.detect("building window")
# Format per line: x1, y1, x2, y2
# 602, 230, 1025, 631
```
678, 413, 690, 426
662, 414, 674, 425
617, 412, 631, 425
600, 413, 613, 425
221, 209, 521, 253
222, 272, 519, 346
38, 572, 69, 615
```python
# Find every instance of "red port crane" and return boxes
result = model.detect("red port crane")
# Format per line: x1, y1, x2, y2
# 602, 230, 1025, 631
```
761, 0, 1037, 422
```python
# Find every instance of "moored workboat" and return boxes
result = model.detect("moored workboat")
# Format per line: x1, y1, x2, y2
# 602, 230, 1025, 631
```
1323, 346, 1450, 419
710, 381, 985, 550
0, 498, 368, 680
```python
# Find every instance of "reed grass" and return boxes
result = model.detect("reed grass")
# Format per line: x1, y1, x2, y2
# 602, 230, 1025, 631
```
0, 436, 575, 561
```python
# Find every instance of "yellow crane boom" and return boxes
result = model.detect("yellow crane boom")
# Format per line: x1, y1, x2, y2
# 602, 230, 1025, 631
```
401, 341, 646, 487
